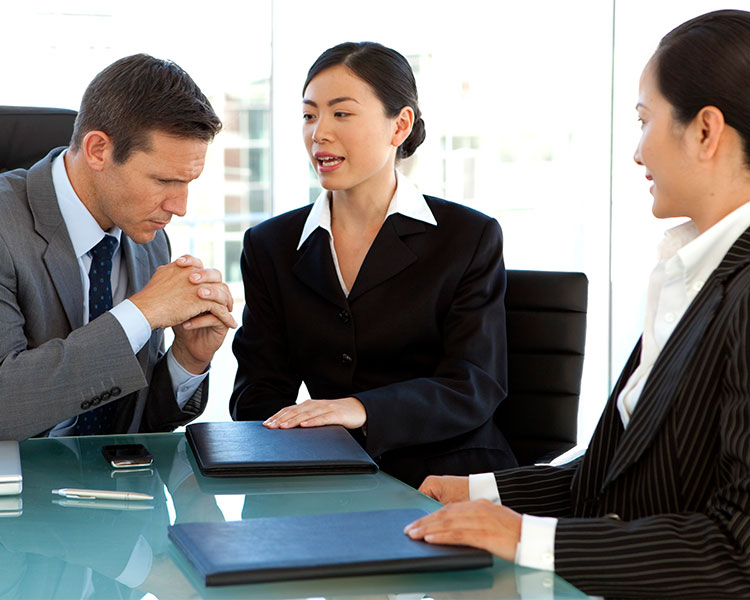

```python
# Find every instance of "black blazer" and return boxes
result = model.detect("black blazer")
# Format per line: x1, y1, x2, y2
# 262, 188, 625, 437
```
231, 195, 517, 487
495, 226, 750, 598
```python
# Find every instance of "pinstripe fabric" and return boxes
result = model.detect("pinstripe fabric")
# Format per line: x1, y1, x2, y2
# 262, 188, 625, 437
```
496, 227, 750, 598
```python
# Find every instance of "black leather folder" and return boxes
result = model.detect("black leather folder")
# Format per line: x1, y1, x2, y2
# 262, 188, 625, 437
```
168, 508, 493, 586
185, 421, 378, 477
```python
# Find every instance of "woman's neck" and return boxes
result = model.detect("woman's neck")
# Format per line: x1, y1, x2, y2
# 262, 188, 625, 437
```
691, 160, 750, 234
330, 170, 398, 232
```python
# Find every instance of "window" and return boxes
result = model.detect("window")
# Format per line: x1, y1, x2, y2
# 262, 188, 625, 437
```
4, 0, 733, 442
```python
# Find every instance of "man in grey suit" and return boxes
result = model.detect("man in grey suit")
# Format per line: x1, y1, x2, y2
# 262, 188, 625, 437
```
0, 54, 236, 440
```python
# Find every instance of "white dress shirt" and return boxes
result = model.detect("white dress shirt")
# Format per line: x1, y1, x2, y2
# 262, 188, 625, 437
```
470, 200, 750, 573
297, 171, 437, 295
48, 151, 205, 435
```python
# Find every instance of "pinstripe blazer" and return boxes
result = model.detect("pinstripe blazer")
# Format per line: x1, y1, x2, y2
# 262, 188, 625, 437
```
496, 226, 750, 598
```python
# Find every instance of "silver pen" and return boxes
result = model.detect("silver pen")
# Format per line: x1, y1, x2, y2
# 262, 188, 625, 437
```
51, 488, 154, 501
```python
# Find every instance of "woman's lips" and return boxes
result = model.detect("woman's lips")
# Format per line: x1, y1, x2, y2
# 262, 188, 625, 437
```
315, 153, 345, 172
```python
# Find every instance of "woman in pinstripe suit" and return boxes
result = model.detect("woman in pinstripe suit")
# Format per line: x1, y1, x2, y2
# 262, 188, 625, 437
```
406, 9, 750, 598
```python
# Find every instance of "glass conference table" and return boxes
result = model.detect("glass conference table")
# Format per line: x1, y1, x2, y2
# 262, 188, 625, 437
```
2, 432, 590, 599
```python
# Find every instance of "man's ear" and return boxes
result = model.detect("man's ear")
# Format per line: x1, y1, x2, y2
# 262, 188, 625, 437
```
392, 106, 415, 148
81, 130, 113, 172
694, 105, 725, 161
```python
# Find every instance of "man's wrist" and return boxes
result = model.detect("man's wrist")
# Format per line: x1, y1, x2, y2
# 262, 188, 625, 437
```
170, 342, 209, 375
167, 350, 208, 409
110, 299, 151, 354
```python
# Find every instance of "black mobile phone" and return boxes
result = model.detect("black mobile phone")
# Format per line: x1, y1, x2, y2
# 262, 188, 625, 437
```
101, 444, 153, 469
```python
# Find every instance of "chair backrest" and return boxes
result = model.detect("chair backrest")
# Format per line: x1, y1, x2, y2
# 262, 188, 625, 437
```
495, 269, 588, 466
0, 106, 77, 172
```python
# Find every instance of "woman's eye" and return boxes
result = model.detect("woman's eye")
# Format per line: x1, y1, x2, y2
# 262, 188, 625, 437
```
303, 113, 315, 121
334, 111, 350, 118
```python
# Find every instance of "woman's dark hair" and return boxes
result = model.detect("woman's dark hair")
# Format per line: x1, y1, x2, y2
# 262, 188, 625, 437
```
303, 42, 425, 159
654, 9, 750, 166
71, 53, 222, 163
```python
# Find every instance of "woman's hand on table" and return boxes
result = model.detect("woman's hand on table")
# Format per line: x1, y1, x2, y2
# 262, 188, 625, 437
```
404, 499, 522, 562
263, 397, 367, 429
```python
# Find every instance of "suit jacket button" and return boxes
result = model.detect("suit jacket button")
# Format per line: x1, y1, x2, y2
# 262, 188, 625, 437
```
81, 401, 91, 410
91, 395, 101, 406
339, 353, 353, 366
100, 391, 111, 401
338, 310, 351, 324
110, 387, 121, 397
605, 512, 621, 520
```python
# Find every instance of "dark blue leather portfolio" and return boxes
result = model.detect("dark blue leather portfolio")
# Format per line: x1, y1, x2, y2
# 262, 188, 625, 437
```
168, 508, 493, 586
185, 421, 378, 477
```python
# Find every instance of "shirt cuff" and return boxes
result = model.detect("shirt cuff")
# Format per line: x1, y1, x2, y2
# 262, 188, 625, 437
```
167, 349, 208, 409
515, 514, 557, 571
110, 299, 151, 354
468, 472, 501, 504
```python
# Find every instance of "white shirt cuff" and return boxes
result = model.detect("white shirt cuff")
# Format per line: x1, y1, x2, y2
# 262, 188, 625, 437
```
167, 348, 208, 409
468, 472, 501, 504
110, 299, 151, 354
515, 514, 557, 571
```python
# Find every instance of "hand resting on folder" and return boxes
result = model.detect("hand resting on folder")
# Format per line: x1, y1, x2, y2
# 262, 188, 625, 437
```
404, 500, 522, 564
263, 397, 366, 430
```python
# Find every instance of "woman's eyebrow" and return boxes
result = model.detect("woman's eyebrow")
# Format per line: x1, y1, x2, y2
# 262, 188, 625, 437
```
327, 96, 359, 106
302, 97, 360, 107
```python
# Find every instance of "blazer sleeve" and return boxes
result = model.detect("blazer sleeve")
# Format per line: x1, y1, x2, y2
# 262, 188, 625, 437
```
356, 218, 507, 457
230, 227, 302, 420
495, 461, 580, 518
139, 356, 208, 432
0, 233, 148, 440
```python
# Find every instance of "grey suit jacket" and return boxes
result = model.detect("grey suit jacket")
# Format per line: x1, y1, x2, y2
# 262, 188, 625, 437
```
0, 148, 206, 440
494, 226, 750, 597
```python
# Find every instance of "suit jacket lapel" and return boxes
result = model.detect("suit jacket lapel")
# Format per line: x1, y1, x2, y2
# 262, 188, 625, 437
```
27, 150, 84, 331
121, 236, 149, 297
574, 342, 637, 501
293, 228, 348, 308
601, 225, 750, 489
601, 282, 723, 488
348, 214, 425, 302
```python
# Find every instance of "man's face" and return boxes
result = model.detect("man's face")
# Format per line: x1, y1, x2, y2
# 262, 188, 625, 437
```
92, 131, 208, 243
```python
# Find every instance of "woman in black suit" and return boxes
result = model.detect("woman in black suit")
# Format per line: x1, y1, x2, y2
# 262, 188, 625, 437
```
230, 42, 517, 487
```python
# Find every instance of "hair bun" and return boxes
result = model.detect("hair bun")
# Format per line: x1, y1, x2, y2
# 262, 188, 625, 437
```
399, 116, 426, 159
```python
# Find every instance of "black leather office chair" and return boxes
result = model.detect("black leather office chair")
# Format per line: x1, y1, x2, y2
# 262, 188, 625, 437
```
495, 270, 588, 466
0, 106, 77, 172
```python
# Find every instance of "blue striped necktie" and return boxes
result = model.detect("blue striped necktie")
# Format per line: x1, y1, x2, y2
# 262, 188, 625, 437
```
76, 234, 119, 435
